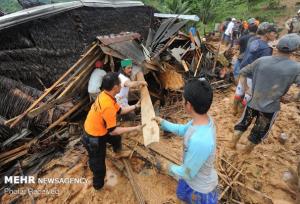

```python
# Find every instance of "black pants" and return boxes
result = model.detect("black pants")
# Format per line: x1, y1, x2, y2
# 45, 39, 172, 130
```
82, 131, 121, 189
234, 106, 278, 144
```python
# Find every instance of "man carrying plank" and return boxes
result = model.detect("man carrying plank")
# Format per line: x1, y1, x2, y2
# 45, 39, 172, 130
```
83, 72, 145, 190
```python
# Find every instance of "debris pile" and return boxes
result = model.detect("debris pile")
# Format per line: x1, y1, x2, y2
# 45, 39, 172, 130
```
0, 16, 236, 201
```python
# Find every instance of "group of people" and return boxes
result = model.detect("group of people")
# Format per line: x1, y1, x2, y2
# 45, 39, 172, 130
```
221, 17, 260, 48
81, 16, 300, 204
83, 58, 147, 190
231, 12, 300, 154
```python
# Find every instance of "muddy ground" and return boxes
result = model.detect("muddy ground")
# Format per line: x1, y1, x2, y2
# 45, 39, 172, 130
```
1, 81, 299, 203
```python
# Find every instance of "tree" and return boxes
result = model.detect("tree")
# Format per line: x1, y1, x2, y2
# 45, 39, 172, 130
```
162, 0, 192, 14
197, 0, 217, 24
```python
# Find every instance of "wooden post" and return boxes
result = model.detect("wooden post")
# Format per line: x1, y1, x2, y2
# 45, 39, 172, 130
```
212, 42, 221, 73
7, 43, 99, 128
136, 72, 159, 146
38, 98, 88, 138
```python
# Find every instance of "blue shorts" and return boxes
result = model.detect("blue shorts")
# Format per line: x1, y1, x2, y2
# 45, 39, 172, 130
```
176, 179, 218, 204
223, 34, 231, 44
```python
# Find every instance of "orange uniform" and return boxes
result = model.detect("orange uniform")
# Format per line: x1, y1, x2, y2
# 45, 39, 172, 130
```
84, 91, 120, 136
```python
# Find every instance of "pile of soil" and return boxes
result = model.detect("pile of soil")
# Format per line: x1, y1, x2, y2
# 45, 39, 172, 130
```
2, 83, 298, 203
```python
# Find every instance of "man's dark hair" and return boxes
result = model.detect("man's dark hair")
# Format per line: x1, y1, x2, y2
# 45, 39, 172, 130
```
248, 24, 258, 33
183, 79, 213, 114
101, 72, 120, 91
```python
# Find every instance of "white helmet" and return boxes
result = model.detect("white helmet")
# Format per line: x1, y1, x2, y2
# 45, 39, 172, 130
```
298, 9, 300, 14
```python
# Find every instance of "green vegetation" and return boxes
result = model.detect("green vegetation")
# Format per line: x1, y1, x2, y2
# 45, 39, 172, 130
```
0, 0, 22, 13
0, 0, 287, 34
143, 0, 287, 34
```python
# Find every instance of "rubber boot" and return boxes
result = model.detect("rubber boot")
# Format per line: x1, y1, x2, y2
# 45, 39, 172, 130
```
229, 130, 243, 149
242, 140, 256, 154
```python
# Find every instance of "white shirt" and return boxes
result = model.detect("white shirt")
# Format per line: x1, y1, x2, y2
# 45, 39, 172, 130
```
116, 73, 130, 107
224, 21, 234, 36
88, 69, 106, 94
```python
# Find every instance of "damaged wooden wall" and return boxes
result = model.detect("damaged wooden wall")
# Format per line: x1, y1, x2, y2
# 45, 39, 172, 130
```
0, 6, 155, 90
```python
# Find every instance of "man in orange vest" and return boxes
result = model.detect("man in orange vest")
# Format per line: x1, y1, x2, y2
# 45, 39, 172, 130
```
83, 72, 145, 190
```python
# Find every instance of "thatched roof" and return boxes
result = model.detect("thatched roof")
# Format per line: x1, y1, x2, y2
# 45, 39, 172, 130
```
0, 0, 154, 90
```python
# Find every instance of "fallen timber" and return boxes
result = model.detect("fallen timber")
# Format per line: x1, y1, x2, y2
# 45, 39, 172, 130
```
1, 15, 236, 202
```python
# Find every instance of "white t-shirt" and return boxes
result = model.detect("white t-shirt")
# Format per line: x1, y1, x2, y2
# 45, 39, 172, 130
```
116, 73, 130, 107
224, 21, 234, 36
88, 69, 106, 94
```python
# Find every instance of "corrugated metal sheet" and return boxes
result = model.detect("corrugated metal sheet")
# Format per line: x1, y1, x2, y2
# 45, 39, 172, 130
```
108, 40, 145, 65
0, 0, 144, 31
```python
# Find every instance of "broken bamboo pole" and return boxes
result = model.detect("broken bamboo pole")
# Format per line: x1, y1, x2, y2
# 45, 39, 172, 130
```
122, 159, 146, 204
38, 98, 88, 138
211, 42, 221, 74
136, 72, 159, 146
6, 43, 99, 128
27, 97, 70, 118
194, 53, 203, 77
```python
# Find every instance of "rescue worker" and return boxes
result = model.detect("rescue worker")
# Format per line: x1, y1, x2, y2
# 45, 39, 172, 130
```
231, 34, 300, 153
285, 9, 300, 34
87, 60, 106, 102
83, 72, 145, 190
153, 78, 218, 204
233, 22, 277, 115
116, 59, 147, 120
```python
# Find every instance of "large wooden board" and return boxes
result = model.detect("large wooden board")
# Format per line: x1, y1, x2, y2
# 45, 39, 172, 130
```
136, 72, 159, 146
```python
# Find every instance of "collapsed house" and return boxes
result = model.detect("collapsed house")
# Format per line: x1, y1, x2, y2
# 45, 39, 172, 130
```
0, 0, 236, 202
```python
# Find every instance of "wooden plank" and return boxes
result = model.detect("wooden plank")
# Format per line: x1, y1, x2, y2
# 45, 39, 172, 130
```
212, 42, 221, 73
57, 55, 99, 99
6, 43, 99, 128
122, 159, 146, 204
181, 60, 189, 72
136, 72, 160, 146
148, 143, 181, 165
38, 98, 88, 138
194, 53, 203, 77
27, 96, 69, 118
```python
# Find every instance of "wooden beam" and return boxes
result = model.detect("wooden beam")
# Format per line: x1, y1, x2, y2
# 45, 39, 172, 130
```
181, 60, 189, 72
27, 96, 70, 118
122, 159, 146, 204
6, 43, 99, 128
194, 53, 203, 77
136, 72, 159, 146
212, 42, 221, 73
38, 98, 88, 138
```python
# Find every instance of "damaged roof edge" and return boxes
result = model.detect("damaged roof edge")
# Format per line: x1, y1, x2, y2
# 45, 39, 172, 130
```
0, 0, 144, 31
154, 13, 200, 21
